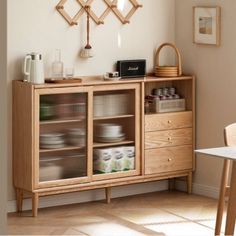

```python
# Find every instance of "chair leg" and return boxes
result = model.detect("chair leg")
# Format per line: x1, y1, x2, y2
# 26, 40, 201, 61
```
187, 172, 192, 194
105, 187, 111, 204
32, 193, 39, 217
16, 188, 23, 213
215, 159, 231, 236
225, 161, 236, 236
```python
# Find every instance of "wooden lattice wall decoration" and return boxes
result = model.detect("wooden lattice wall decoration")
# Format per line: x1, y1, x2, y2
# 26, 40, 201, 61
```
56, 0, 142, 25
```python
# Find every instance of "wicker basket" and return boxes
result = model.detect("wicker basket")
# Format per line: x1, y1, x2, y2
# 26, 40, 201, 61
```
155, 43, 182, 77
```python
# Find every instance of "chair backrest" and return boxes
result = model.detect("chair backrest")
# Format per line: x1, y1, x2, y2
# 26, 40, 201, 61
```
224, 123, 236, 146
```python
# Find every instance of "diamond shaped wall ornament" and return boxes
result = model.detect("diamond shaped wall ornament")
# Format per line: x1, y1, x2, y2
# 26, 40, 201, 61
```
56, 0, 81, 25
104, 0, 142, 24
56, 0, 142, 26
77, 0, 111, 24
73, 0, 94, 24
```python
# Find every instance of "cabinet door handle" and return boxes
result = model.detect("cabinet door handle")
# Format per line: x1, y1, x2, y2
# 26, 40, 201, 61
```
168, 137, 172, 141
168, 158, 172, 162
168, 120, 172, 124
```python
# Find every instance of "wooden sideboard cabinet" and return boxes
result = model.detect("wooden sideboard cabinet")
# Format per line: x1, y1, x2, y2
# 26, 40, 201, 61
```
144, 78, 195, 193
13, 76, 195, 216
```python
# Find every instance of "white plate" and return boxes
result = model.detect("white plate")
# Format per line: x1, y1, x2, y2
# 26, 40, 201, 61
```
40, 139, 65, 145
95, 136, 125, 143
40, 133, 64, 138
40, 135, 65, 142
68, 128, 86, 136
95, 133, 125, 139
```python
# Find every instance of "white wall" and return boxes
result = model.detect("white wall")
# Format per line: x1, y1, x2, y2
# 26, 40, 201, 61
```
7, 0, 175, 206
0, 0, 7, 232
176, 0, 236, 191
8, 0, 175, 79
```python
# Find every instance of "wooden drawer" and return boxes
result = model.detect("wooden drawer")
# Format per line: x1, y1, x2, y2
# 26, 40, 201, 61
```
145, 128, 192, 149
145, 111, 192, 132
145, 145, 192, 175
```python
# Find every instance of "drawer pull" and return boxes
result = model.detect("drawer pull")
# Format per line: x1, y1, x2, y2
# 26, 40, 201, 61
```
168, 137, 172, 141
168, 158, 172, 162
168, 120, 172, 124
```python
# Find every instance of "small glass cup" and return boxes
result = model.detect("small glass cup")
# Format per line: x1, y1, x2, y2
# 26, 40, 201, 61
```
65, 68, 74, 79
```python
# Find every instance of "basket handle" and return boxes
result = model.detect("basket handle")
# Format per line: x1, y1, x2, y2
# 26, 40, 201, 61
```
155, 43, 182, 76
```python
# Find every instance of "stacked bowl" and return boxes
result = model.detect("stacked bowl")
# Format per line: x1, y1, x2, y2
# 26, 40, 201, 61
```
94, 124, 125, 143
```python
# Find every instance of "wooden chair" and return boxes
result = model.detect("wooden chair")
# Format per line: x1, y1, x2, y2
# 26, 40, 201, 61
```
215, 123, 236, 235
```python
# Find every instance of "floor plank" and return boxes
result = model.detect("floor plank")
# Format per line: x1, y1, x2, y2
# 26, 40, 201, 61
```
8, 191, 228, 235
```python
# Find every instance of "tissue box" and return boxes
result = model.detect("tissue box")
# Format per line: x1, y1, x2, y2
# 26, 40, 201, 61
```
112, 147, 125, 172
93, 148, 113, 173
123, 146, 135, 170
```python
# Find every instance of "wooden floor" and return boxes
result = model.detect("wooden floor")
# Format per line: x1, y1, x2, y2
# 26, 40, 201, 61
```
8, 191, 229, 236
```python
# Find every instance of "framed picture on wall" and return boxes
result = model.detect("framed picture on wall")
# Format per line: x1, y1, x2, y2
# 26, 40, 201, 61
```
193, 6, 221, 46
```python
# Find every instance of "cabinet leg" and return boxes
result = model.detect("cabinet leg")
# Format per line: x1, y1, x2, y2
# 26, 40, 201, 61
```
168, 178, 175, 191
32, 193, 39, 217
16, 188, 23, 213
187, 172, 192, 194
105, 187, 111, 204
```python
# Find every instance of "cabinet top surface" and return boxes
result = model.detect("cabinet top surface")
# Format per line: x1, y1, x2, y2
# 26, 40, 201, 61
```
14, 75, 194, 89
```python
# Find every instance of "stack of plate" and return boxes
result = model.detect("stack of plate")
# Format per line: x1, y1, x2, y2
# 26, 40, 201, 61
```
155, 66, 179, 77
67, 128, 86, 146
95, 124, 125, 143
40, 133, 65, 149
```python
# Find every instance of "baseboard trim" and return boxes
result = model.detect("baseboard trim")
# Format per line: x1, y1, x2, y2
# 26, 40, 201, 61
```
8, 181, 168, 213
175, 180, 219, 199
8, 181, 220, 213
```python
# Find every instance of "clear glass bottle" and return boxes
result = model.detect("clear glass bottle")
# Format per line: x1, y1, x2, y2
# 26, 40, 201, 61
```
51, 49, 64, 79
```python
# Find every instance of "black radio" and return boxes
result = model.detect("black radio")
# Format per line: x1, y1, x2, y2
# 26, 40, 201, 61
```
116, 60, 146, 78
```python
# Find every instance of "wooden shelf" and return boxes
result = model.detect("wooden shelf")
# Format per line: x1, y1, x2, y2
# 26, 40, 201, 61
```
93, 114, 134, 120
93, 140, 134, 148
40, 118, 85, 125
40, 146, 85, 153
145, 110, 191, 116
